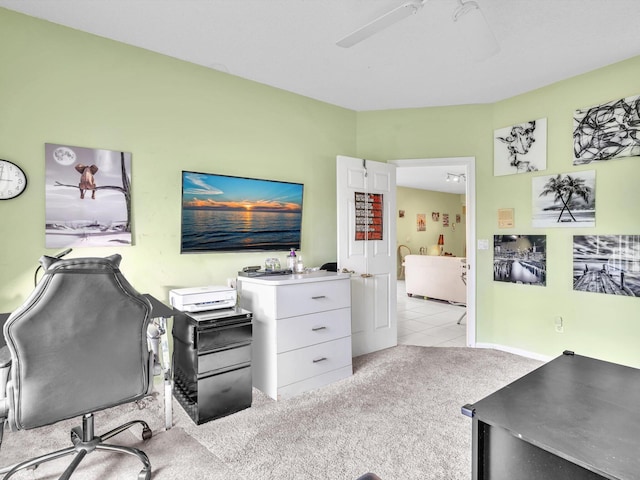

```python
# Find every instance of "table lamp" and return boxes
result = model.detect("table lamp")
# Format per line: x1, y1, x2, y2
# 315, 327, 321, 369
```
437, 234, 445, 255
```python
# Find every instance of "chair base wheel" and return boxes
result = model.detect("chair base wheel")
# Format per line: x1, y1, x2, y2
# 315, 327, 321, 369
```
1, 413, 152, 479
141, 426, 152, 441
139, 469, 151, 480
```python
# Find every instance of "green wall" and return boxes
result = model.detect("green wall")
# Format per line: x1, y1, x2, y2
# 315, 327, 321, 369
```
1, 8, 639, 367
357, 57, 640, 367
396, 187, 466, 257
0, 9, 356, 310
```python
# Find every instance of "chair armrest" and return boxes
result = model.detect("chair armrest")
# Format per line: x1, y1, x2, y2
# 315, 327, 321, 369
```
0, 346, 11, 427
0, 347, 11, 397
0, 346, 10, 370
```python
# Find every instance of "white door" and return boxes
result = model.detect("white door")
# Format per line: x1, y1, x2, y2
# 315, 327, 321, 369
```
337, 155, 397, 356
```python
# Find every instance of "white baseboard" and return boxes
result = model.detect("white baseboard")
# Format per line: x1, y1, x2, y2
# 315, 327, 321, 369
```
473, 342, 553, 363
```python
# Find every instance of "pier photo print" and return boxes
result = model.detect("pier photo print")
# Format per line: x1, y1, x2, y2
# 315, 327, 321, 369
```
494, 235, 547, 286
573, 235, 640, 297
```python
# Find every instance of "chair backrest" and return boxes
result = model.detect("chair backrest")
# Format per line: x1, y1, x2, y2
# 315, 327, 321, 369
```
4, 254, 152, 430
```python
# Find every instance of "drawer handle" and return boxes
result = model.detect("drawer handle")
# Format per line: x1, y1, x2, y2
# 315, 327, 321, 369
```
312, 326, 327, 331
313, 357, 327, 363
311, 295, 326, 300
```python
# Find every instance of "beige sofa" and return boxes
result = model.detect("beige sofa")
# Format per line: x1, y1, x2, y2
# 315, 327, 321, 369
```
404, 254, 466, 304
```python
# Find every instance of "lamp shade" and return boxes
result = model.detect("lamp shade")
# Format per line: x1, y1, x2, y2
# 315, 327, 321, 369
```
438, 234, 445, 246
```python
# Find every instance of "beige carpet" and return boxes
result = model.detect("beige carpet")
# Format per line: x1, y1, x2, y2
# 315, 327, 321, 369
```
0, 346, 543, 479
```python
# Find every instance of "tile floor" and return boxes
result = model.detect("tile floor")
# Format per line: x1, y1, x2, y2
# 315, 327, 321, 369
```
396, 280, 467, 347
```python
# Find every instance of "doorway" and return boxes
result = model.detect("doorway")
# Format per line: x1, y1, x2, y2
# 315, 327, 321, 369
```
389, 157, 476, 347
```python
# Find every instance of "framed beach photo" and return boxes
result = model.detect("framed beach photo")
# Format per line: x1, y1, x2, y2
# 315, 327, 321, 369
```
532, 171, 595, 228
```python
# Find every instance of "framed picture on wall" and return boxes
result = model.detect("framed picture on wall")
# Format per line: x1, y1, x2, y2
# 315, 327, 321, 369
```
573, 235, 640, 297
493, 235, 546, 286
417, 213, 426, 231
574, 94, 640, 165
494, 118, 547, 175
45, 143, 133, 248
532, 171, 595, 228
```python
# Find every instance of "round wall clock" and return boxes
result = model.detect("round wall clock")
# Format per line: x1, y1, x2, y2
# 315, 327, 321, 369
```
0, 159, 28, 200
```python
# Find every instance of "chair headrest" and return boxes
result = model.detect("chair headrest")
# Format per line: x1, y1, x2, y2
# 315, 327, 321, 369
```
39, 254, 122, 271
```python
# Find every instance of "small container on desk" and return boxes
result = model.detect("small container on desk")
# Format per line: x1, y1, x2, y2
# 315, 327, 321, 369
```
172, 306, 252, 425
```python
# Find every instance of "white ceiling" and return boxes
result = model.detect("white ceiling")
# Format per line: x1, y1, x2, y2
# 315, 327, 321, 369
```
1, 0, 638, 193
1, 0, 638, 112
396, 164, 467, 194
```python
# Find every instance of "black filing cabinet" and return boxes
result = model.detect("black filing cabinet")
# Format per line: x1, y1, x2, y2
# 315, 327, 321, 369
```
172, 306, 252, 424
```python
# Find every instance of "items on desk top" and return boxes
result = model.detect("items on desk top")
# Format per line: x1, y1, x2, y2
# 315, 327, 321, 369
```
238, 251, 315, 277
265, 257, 281, 271
286, 249, 297, 270
169, 286, 237, 312
238, 268, 293, 277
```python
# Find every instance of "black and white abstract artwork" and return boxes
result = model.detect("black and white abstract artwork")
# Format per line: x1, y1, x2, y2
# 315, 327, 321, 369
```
573, 93, 640, 165
494, 118, 547, 176
494, 235, 546, 286
573, 235, 640, 297
532, 171, 596, 228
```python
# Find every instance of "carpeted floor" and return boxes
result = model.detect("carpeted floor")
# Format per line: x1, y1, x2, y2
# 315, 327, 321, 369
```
0, 346, 543, 479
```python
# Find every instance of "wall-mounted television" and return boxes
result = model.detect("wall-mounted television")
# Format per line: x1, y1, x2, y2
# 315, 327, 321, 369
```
180, 171, 304, 253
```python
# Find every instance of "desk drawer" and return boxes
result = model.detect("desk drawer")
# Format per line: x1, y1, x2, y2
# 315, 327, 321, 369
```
277, 336, 352, 387
199, 343, 251, 374
277, 308, 351, 354
173, 337, 251, 381
196, 322, 252, 352
274, 279, 350, 318
174, 364, 252, 424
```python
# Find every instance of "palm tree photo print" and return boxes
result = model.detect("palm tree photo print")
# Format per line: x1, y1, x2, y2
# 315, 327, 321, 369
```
532, 171, 595, 227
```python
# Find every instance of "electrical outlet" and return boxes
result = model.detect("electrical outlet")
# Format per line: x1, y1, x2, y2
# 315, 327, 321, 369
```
227, 278, 237, 289
554, 316, 564, 333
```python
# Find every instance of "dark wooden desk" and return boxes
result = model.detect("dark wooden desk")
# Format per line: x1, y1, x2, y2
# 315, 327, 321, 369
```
463, 351, 640, 480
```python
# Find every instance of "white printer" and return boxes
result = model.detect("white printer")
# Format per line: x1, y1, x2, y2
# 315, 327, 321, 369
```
169, 285, 237, 312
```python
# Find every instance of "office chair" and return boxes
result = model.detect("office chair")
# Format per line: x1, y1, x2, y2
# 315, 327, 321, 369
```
0, 254, 155, 480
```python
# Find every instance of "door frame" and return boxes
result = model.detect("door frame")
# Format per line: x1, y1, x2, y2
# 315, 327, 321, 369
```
389, 156, 476, 347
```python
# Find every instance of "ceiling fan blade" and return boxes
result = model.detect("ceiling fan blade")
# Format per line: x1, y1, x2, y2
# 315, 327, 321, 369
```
337, 0, 425, 48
